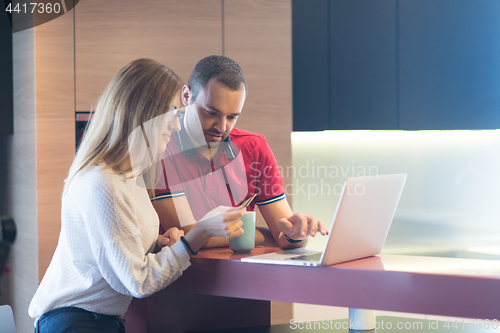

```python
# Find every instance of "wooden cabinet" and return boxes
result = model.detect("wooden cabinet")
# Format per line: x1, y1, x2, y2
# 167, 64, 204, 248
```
293, 0, 500, 131
3, 7, 76, 332
75, 0, 223, 111
224, 0, 293, 203
35, 4, 75, 281
75, 0, 294, 225
7, 2, 294, 329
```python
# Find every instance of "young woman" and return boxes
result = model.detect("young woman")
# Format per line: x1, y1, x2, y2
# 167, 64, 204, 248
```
28, 59, 244, 333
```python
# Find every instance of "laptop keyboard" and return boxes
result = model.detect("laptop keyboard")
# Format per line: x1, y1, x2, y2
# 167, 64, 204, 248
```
288, 252, 322, 261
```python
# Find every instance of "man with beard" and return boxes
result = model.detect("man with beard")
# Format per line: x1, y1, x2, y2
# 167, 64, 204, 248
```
151, 55, 327, 249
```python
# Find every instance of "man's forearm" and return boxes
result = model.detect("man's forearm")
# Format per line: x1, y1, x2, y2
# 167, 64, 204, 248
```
255, 227, 278, 247
182, 224, 278, 249
202, 236, 229, 248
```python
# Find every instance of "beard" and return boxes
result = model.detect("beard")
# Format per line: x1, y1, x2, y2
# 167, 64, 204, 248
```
204, 129, 227, 148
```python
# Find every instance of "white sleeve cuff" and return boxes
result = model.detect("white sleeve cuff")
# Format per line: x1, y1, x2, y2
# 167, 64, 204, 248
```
168, 240, 191, 271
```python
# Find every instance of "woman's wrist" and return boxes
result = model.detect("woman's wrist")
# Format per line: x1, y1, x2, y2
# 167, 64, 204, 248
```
182, 223, 209, 254
180, 236, 197, 255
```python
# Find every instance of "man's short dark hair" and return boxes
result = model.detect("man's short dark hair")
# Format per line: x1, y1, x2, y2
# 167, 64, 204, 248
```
188, 55, 247, 102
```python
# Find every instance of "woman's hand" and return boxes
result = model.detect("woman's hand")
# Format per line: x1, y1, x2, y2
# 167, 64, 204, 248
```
157, 227, 184, 250
199, 206, 245, 238
181, 206, 245, 254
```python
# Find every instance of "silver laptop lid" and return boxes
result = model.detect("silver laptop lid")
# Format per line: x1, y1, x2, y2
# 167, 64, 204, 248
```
240, 173, 406, 266
319, 173, 407, 265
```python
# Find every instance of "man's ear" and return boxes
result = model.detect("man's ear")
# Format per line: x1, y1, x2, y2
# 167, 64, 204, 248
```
182, 85, 191, 106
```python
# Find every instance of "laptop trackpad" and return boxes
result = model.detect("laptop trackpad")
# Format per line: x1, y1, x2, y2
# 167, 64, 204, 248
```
274, 247, 322, 260
241, 247, 324, 266
288, 252, 322, 261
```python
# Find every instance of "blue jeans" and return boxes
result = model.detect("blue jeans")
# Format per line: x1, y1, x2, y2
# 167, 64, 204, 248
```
35, 307, 126, 333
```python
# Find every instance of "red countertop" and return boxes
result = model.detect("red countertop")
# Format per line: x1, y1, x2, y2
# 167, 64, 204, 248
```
165, 246, 500, 320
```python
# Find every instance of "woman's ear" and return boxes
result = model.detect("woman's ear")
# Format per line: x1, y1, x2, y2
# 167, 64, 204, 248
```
182, 85, 191, 106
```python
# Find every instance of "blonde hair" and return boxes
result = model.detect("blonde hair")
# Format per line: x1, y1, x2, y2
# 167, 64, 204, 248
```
64, 59, 182, 194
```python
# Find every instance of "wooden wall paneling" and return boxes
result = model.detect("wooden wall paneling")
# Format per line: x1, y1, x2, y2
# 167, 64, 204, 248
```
224, 0, 293, 214
75, 0, 223, 111
224, 0, 293, 324
35, 11, 75, 279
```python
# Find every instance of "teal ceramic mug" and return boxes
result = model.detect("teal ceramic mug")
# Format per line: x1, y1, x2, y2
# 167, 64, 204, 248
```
229, 211, 256, 253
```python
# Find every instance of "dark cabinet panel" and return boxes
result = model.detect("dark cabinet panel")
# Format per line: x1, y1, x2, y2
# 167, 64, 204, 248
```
293, 0, 500, 131
0, 10, 13, 134
293, 0, 397, 131
292, 0, 330, 131
330, 0, 398, 130
399, 0, 500, 130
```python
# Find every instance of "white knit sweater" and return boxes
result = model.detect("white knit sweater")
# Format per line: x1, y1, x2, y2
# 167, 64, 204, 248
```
29, 166, 190, 320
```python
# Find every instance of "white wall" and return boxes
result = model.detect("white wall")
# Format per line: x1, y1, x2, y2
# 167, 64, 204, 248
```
290, 129, 500, 322
291, 130, 500, 253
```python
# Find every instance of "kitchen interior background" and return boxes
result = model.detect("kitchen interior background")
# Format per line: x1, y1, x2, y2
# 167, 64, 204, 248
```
3, 0, 500, 330
293, 130, 500, 255
291, 130, 500, 321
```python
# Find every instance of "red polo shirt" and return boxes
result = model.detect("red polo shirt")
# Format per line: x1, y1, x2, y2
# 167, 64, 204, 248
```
152, 120, 285, 225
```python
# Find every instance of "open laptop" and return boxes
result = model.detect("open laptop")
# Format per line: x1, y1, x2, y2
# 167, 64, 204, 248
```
241, 173, 407, 266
